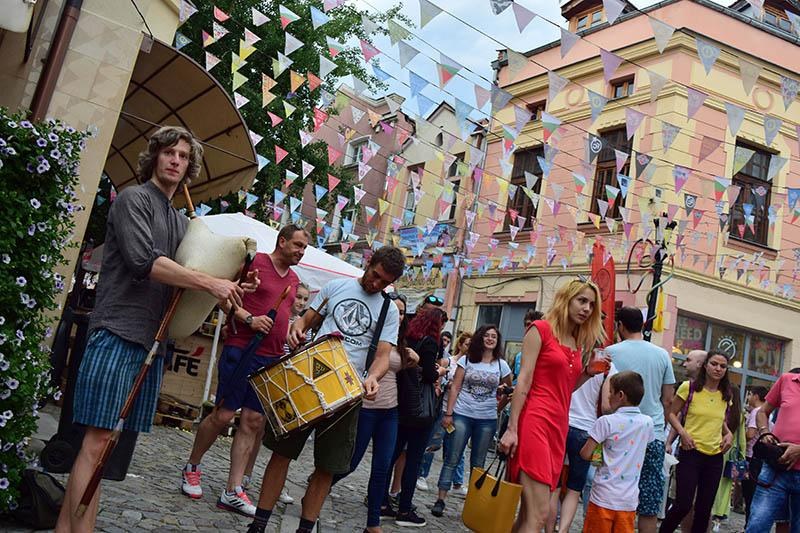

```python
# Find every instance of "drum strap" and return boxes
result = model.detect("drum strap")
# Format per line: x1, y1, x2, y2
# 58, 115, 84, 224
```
363, 292, 391, 378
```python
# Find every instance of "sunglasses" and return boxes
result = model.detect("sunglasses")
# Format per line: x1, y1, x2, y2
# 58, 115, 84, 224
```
424, 295, 444, 306
388, 292, 407, 304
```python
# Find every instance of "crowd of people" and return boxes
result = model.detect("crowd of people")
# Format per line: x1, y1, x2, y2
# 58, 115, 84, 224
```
55, 126, 799, 533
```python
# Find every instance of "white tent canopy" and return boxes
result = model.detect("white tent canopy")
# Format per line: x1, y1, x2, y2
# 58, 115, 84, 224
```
200, 213, 363, 293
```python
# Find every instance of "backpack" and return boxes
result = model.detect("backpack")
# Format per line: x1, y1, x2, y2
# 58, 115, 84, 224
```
12, 469, 65, 529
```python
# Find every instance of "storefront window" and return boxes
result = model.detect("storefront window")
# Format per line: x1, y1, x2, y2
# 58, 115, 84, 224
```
748, 334, 785, 377
709, 324, 746, 369
673, 315, 709, 355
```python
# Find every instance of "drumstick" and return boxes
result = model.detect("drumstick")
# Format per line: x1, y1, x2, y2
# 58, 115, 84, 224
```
226, 252, 256, 335
217, 285, 292, 411
182, 183, 196, 219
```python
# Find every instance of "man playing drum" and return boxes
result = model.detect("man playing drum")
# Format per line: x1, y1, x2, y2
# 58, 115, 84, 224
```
181, 224, 309, 516
246, 246, 407, 533
57, 126, 257, 533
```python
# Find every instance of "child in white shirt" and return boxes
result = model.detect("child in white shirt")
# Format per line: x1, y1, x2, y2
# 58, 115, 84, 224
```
580, 370, 655, 533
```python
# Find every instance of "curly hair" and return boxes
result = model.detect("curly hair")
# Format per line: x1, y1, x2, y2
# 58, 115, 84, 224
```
136, 126, 203, 183
405, 307, 444, 344
368, 246, 406, 279
467, 325, 503, 363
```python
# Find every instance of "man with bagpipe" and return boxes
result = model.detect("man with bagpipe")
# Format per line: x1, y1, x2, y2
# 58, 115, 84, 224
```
181, 224, 309, 516
56, 126, 259, 533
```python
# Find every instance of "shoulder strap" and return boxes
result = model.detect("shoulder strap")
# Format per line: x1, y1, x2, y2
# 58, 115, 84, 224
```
680, 380, 695, 424
364, 292, 391, 378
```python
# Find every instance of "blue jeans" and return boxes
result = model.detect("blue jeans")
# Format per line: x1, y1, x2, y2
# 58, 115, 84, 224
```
419, 414, 465, 485
437, 414, 497, 491
332, 407, 398, 527
745, 463, 799, 533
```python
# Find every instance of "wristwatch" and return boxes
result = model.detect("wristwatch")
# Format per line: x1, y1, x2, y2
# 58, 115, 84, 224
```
245, 314, 254, 326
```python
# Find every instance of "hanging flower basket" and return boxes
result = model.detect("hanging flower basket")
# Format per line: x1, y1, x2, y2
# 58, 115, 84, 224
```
0, 108, 89, 511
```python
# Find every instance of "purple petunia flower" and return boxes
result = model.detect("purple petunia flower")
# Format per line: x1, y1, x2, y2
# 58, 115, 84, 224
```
0, 255, 8, 264
26, 299, 37, 308
3, 411, 11, 419
7, 121, 18, 128
20, 120, 33, 129
15, 330, 24, 341
37, 222, 47, 232
0, 391, 10, 400
40, 254, 48, 262
19, 293, 30, 305
26, 163, 35, 173
5, 147, 16, 156
65, 126, 75, 134
6, 379, 19, 390
30, 198, 40, 209
48, 132, 59, 142
36, 137, 47, 147
15, 277, 25, 287
0, 419, 5, 428
50, 149, 61, 159
53, 390, 62, 401
0, 138, 5, 146
27, 225, 35, 236
0, 335, 5, 346
2, 443, 12, 451
0, 478, 9, 490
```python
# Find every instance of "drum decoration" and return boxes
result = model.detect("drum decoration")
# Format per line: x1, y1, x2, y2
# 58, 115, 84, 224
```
249, 335, 362, 437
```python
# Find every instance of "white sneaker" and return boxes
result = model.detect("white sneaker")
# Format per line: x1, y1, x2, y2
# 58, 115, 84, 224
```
181, 465, 202, 499
279, 488, 294, 504
454, 485, 468, 497
217, 489, 256, 516
416, 477, 429, 491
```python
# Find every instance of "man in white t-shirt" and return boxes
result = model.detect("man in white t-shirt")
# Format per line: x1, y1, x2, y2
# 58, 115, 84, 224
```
247, 246, 405, 533
605, 306, 675, 533
580, 371, 655, 532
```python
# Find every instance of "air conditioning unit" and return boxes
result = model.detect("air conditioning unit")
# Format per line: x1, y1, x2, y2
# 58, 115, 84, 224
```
0, 0, 37, 33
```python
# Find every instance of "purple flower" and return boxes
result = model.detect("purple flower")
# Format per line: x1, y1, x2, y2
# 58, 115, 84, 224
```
27, 225, 35, 236
15, 277, 25, 287
26, 163, 35, 173
20, 293, 30, 305
37, 222, 47, 232
7, 121, 18, 128
0, 419, 5, 428
36, 137, 47, 147
20, 120, 33, 129
2, 443, 12, 451
0, 478, 9, 490
15, 330, 24, 341
0, 335, 5, 346
40, 254, 48, 262
50, 149, 61, 159
5, 147, 16, 156
45, 326, 52, 338
2, 411, 11, 419
0, 317, 4, 325
48, 132, 59, 142
6, 379, 19, 390
65, 126, 75, 134
30, 198, 40, 209
26, 298, 37, 308
37, 159, 50, 173
0, 255, 8, 264
53, 390, 61, 401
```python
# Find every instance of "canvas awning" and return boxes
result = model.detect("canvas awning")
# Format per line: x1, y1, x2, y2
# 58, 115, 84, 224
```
103, 39, 256, 205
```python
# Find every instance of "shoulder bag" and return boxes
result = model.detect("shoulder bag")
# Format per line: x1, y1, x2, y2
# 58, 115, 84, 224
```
723, 416, 748, 480
462, 453, 522, 533
397, 336, 440, 427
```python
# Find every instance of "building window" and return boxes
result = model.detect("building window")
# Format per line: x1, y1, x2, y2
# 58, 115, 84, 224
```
729, 142, 772, 247
763, 8, 793, 32
404, 163, 424, 217
527, 100, 546, 121
444, 154, 464, 221
610, 77, 635, 99
477, 303, 538, 363
345, 137, 369, 166
504, 146, 544, 231
590, 128, 631, 220
576, 8, 603, 31
671, 313, 785, 403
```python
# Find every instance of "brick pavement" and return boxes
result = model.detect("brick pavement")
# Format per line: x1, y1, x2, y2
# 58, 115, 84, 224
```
5, 422, 749, 532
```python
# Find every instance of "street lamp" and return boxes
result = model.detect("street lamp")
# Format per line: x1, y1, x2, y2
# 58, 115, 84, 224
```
643, 214, 677, 342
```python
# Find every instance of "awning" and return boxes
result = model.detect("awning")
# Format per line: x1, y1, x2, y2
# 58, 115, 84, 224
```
103, 39, 257, 205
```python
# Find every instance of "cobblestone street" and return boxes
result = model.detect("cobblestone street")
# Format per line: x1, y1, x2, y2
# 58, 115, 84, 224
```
4, 410, 747, 532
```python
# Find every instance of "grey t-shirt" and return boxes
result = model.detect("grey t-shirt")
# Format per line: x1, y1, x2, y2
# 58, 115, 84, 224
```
311, 278, 400, 375
89, 180, 188, 349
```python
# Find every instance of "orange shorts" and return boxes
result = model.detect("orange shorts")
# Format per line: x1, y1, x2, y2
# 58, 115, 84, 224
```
583, 501, 635, 533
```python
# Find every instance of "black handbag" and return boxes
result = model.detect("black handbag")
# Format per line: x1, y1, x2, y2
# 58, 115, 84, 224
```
11, 469, 65, 529
397, 337, 440, 428
752, 432, 790, 473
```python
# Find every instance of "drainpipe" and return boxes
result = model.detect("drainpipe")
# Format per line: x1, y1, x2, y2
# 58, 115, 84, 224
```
29, 0, 83, 121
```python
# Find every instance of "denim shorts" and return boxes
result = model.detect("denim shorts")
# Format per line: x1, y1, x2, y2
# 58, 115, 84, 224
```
564, 426, 592, 492
215, 345, 277, 413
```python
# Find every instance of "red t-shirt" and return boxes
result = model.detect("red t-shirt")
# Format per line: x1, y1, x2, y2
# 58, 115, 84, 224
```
766, 372, 800, 470
225, 253, 299, 357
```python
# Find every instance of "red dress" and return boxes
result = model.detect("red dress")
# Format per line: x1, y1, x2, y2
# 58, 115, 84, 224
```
509, 320, 582, 491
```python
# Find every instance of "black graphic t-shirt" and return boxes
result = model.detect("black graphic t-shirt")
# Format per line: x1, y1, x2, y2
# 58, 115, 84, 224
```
311, 278, 400, 374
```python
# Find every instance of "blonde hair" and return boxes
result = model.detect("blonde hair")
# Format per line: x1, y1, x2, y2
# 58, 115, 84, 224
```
453, 332, 472, 357
543, 279, 605, 351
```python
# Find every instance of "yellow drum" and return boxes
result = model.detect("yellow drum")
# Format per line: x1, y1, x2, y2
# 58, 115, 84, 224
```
249, 335, 362, 437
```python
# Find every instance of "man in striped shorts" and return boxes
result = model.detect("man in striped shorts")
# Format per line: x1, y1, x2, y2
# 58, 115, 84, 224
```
56, 126, 255, 533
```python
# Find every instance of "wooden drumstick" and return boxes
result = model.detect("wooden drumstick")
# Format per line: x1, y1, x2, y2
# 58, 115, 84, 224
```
182, 183, 196, 219
226, 252, 256, 335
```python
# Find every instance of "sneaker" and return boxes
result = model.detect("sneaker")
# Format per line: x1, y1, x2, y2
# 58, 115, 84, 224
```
389, 493, 400, 508
396, 509, 427, 527
415, 477, 429, 491
217, 489, 256, 517
181, 465, 202, 499
454, 485, 468, 498
431, 499, 445, 517
380, 504, 397, 518
279, 488, 294, 504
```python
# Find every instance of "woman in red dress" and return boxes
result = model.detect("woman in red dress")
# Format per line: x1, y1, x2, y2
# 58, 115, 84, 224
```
499, 279, 606, 532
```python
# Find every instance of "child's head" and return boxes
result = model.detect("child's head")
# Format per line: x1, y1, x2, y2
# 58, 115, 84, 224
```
608, 370, 645, 410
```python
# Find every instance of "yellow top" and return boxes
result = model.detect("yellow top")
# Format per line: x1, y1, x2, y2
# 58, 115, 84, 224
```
677, 381, 728, 456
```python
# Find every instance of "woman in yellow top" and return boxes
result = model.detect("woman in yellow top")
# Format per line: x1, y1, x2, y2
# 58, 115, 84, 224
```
660, 350, 734, 533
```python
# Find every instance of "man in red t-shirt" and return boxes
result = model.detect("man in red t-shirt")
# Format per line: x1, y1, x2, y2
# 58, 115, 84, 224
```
746, 369, 800, 532
179, 224, 309, 516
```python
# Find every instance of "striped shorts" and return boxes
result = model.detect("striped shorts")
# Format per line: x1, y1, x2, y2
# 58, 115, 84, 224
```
73, 329, 162, 433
